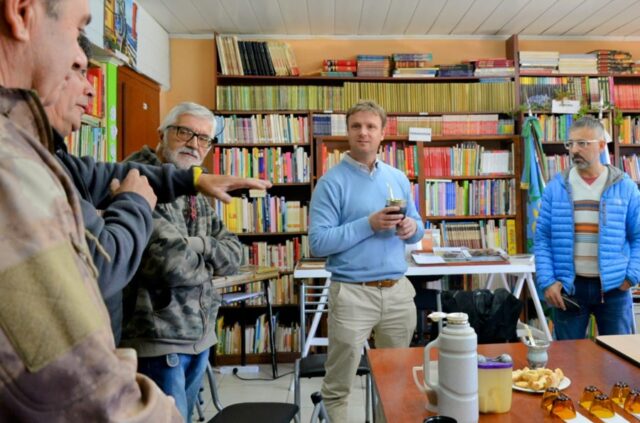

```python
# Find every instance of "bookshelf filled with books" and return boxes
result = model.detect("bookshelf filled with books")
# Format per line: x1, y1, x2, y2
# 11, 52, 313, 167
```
506, 34, 640, 252
63, 59, 118, 162
209, 110, 314, 363
212, 36, 529, 362
612, 75, 640, 182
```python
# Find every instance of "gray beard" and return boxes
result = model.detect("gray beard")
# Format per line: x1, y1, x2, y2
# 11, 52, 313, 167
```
162, 145, 202, 170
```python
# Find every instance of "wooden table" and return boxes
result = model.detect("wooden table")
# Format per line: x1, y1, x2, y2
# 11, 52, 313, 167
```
368, 340, 640, 422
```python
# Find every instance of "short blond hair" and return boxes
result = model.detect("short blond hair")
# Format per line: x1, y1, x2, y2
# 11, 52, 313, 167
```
346, 100, 387, 128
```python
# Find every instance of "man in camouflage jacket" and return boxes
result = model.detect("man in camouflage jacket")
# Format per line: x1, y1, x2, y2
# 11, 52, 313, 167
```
121, 102, 243, 422
0, 0, 181, 420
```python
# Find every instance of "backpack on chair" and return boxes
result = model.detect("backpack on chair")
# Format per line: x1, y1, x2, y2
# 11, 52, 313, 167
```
441, 288, 523, 344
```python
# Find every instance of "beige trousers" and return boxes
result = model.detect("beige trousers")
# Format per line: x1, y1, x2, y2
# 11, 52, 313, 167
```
320, 277, 417, 423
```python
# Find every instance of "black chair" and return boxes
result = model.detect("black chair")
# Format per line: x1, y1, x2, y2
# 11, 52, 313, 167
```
200, 362, 298, 423
207, 402, 298, 423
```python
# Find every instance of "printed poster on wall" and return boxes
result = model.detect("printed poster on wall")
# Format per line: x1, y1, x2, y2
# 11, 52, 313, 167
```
104, 0, 138, 67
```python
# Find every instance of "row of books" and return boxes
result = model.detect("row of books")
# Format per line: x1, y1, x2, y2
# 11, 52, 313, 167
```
66, 61, 118, 163
590, 50, 634, 74
537, 114, 577, 142
85, 66, 104, 118
519, 76, 612, 109
312, 114, 347, 136
64, 122, 106, 160
319, 143, 419, 179
424, 179, 515, 217
213, 196, 308, 234
618, 115, 640, 144
342, 81, 515, 113
422, 143, 512, 177
312, 114, 515, 137
220, 275, 299, 307
216, 35, 299, 76
240, 236, 310, 272
216, 85, 344, 111
211, 146, 310, 183
619, 155, 640, 182
545, 154, 570, 182
217, 81, 515, 113
427, 219, 517, 253
216, 114, 310, 144
614, 84, 640, 110
215, 315, 300, 355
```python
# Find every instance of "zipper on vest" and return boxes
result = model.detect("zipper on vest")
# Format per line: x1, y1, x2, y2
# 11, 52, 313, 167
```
599, 196, 606, 303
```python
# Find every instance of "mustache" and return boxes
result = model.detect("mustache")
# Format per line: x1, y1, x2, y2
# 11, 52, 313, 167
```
177, 146, 200, 159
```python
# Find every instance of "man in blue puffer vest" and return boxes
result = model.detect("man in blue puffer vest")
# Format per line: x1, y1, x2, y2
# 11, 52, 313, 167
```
535, 116, 639, 340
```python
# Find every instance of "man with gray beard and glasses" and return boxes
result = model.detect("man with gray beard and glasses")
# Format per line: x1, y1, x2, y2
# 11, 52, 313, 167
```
121, 102, 243, 422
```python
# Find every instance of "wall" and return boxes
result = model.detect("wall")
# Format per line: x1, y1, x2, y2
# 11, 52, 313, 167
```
86, 1, 170, 90
137, 5, 170, 89
159, 38, 216, 118
85, 0, 104, 47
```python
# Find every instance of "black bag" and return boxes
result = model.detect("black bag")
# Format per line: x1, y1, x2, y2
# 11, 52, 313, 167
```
441, 288, 523, 344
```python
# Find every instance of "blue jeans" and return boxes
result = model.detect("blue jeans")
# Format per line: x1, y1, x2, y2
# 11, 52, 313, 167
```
138, 350, 210, 421
554, 276, 634, 340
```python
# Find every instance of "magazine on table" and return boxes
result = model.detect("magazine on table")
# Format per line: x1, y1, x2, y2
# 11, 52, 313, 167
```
412, 247, 509, 265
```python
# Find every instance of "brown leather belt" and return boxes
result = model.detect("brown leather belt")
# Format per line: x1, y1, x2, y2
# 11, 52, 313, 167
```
358, 279, 399, 288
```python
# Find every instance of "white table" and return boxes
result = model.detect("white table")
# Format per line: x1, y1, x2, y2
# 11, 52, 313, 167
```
294, 258, 549, 356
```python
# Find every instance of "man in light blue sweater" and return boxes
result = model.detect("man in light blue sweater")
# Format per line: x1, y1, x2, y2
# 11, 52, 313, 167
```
309, 100, 424, 422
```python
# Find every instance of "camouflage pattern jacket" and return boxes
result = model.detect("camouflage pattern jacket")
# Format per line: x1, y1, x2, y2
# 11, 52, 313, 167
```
0, 87, 181, 421
121, 146, 242, 357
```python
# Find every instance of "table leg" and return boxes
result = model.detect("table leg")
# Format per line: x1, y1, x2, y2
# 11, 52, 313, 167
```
263, 279, 278, 378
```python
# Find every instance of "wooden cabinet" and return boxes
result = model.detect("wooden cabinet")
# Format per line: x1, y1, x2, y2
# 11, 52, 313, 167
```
117, 66, 160, 160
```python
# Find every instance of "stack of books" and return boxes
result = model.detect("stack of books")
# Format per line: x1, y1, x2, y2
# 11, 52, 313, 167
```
519, 51, 559, 74
558, 54, 598, 74
322, 59, 356, 77
356, 55, 391, 77
471, 58, 515, 77
588, 50, 634, 74
391, 53, 436, 78
438, 64, 474, 77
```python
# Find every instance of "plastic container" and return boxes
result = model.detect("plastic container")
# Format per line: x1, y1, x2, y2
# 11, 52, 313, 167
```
424, 312, 479, 423
478, 359, 513, 413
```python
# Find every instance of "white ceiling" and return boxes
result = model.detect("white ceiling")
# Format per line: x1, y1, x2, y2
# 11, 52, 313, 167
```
136, 0, 640, 38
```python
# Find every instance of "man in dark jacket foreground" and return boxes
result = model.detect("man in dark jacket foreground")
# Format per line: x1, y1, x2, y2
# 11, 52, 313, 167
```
45, 36, 270, 341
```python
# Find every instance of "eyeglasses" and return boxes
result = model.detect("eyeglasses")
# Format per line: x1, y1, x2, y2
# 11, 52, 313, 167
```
168, 125, 214, 148
563, 139, 600, 150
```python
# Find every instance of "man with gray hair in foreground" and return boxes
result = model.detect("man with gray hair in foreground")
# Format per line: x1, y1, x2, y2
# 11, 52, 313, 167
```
121, 102, 243, 422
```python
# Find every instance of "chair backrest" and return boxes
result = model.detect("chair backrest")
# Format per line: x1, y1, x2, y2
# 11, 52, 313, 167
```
299, 280, 331, 357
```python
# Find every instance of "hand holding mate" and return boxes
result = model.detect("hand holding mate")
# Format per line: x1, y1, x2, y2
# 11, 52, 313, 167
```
369, 206, 404, 232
